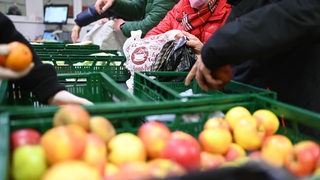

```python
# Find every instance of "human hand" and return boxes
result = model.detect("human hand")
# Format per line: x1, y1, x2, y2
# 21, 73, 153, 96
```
95, 0, 115, 14
0, 63, 34, 80
48, 90, 94, 106
185, 57, 232, 91
113, 18, 125, 31
71, 25, 81, 43
175, 31, 203, 55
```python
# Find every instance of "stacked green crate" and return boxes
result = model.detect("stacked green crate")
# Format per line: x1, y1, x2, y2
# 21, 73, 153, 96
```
0, 72, 140, 107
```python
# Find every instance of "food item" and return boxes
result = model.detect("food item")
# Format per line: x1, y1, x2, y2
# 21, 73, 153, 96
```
53, 104, 91, 131
12, 145, 47, 180
198, 128, 232, 154
224, 106, 252, 130
204, 117, 230, 131
161, 131, 201, 171
42, 160, 100, 180
108, 133, 147, 165
148, 158, 186, 178
233, 117, 266, 150
40, 125, 87, 165
224, 143, 246, 162
137, 121, 171, 159
200, 151, 225, 170
10, 128, 41, 150
2, 41, 32, 71
285, 140, 320, 177
90, 116, 116, 143
253, 109, 280, 136
82, 133, 107, 175
261, 134, 293, 167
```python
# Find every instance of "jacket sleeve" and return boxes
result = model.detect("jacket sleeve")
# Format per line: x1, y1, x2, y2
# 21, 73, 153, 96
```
201, 0, 320, 70
145, 1, 179, 37
0, 12, 66, 104
111, 0, 177, 38
109, 0, 146, 20
74, 4, 113, 27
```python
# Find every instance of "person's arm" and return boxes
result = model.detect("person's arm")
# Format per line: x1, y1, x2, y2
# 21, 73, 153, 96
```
0, 12, 93, 105
74, 4, 113, 27
145, 1, 179, 37
111, 0, 177, 37
201, 0, 320, 70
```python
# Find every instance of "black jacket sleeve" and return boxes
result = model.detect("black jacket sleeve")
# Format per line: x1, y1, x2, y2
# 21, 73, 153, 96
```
74, 4, 113, 27
0, 12, 66, 104
201, 0, 320, 69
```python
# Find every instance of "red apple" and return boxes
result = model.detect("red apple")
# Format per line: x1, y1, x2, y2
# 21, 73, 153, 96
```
53, 104, 91, 131
161, 131, 201, 171
200, 151, 225, 171
224, 143, 246, 162
137, 121, 171, 159
40, 125, 88, 165
284, 140, 320, 177
10, 128, 41, 150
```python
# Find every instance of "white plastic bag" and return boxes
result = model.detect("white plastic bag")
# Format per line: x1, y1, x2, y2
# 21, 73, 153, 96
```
123, 29, 181, 92
82, 20, 127, 50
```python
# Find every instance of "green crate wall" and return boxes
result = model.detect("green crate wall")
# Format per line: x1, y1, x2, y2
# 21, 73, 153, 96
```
134, 71, 277, 102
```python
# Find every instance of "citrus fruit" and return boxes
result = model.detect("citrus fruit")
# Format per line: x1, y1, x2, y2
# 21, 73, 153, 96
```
4, 41, 32, 71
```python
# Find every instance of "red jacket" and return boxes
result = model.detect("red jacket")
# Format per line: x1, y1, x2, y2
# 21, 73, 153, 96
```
145, 0, 231, 43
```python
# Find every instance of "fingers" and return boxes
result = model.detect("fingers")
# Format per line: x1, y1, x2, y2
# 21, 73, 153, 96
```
95, 0, 113, 14
0, 44, 10, 55
185, 62, 197, 86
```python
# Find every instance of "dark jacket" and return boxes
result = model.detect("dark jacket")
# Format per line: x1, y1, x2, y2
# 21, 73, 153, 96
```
0, 12, 65, 104
74, 0, 178, 38
201, 0, 320, 113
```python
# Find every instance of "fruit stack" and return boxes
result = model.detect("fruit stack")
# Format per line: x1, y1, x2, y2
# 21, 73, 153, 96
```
9, 104, 320, 180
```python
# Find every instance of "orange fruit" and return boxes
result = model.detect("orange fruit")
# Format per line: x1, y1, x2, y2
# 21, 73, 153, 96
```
4, 41, 32, 71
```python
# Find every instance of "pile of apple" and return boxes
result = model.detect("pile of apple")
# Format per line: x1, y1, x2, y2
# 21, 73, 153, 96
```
10, 104, 320, 180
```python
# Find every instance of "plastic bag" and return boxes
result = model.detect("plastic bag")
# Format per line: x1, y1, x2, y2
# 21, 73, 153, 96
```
123, 29, 181, 92
151, 36, 196, 82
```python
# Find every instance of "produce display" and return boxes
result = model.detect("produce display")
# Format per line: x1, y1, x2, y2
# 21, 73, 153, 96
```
9, 104, 320, 180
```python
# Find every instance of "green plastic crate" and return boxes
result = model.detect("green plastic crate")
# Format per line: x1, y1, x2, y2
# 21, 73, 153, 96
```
0, 72, 140, 107
134, 71, 277, 101
31, 42, 100, 50
39, 54, 130, 82
0, 94, 320, 180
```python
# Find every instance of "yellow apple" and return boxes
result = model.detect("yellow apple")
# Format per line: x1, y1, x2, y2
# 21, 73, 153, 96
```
261, 134, 293, 167
108, 133, 147, 166
253, 109, 279, 136
104, 162, 119, 179
204, 117, 230, 131
82, 133, 107, 176
108, 161, 153, 180
233, 116, 266, 150
137, 121, 171, 159
89, 116, 116, 144
53, 104, 91, 131
224, 106, 252, 130
40, 125, 87, 165
198, 128, 232, 154
42, 160, 100, 180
